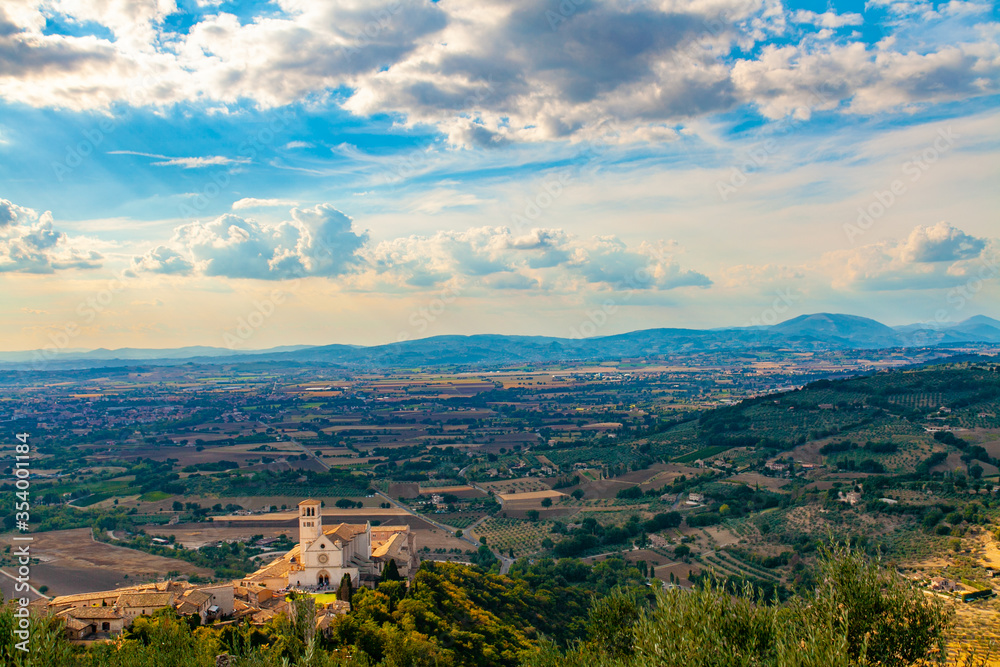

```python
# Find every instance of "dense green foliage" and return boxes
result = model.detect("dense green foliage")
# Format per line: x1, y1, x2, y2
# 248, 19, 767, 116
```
0, 547, 962, 667
522, 546, 953, 667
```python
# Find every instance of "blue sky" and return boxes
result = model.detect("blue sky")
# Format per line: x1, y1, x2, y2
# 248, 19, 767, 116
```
0, 0, 998, 351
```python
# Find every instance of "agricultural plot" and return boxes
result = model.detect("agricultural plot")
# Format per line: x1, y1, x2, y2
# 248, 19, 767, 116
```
497, 489, 567, 504
727, 472, 791, 494
0, 528, 212, 597
473, 518, 557, 558
674, 445, 733, 464
479, 478, 553, 495
429, 512, 482, 529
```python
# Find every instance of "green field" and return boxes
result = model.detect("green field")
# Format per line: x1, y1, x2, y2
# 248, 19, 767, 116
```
674, 445, 732, 464
138, 490, 172, 502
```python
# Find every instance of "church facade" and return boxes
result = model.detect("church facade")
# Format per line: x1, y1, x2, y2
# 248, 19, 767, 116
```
242, 499, 417, 591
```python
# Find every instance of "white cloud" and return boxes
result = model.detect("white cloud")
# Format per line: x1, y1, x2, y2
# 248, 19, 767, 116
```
0, 198, 103, 273
132, 204, 368, 280
900, 221, 986, 262
129, 203, 711, 292
792, 10, 864, 28
108, 151, 251, 168
822, 221, 993, 290
232, 198, 299, 210
362, 225, 711, 292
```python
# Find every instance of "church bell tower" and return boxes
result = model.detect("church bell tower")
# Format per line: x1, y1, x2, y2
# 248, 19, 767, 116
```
298, 498, 322, 544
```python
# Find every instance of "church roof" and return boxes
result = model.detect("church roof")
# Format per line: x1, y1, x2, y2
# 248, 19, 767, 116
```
323, 522, 368, 542
244, 547, 299, 582
299, 498, 321, 505
371, 524, 409, 533
371, 531, 406, 559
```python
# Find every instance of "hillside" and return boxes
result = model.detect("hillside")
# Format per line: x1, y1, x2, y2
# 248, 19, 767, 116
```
3, 312, 998, 370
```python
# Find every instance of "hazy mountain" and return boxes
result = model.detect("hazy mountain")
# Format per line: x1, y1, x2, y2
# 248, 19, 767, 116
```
0, 344, 315, 363
893, 315, 1000, 345
3, 313, 997, 370
770, 313, 900, 347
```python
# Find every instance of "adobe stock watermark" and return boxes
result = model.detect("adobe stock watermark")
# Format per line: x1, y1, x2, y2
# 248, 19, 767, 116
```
895, 252, 998, 349
924, 252, 999, 336
52, 74, 164, 182
221, 287, 296, 350
338, 0, 406, 61
10, 432, 33, 653
28, 269, 141, 371
220, 227, 357, 349
380, 77, 495, 188
397, 285, 463, 342
744, 289, 799, 327
844, 127, 958, 244
545, 0, 586, 29
716, 85, 835, 202
567, 249, 669, 340
671, 3, 754, 68
178, 108, 297, 220
509, 119, 621, 233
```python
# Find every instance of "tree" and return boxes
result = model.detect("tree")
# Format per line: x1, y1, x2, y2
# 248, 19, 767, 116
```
541, 497, 553, 507
805, 543, 950, 667
526, 510, 540, 522
337, 573, 354, 603
471, 544, 498, 570
572, 489, 585, 500
586, 589, 641, 658
382, 558, 401, 582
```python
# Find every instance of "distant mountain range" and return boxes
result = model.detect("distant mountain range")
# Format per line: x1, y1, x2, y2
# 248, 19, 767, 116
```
3, 313, 999, 370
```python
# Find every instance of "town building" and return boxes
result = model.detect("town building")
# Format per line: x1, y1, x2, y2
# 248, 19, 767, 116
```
47, 580, 235, 641
240, 499, 417, 592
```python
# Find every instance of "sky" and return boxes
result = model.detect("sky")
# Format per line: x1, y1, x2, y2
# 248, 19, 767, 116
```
0, 0, 998, 352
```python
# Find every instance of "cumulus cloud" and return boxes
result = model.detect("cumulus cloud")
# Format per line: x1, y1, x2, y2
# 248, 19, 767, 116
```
732, 37, 1000, 119
0, 0, 995, 142
0, 198, 103, 273
900, 221, 986, 262
363, 225, 711, 292
823, 221, 993, 290
130, 205, 710, 293
132, 204, 368, 280
792, 10, 863, 28
130, 245, 194, 275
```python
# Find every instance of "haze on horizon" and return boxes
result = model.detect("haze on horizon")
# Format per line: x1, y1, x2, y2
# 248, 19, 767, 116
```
0, 0, 997, 352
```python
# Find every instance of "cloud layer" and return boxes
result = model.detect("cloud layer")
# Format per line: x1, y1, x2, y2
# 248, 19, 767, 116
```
1, 0, 997, 143
123, 203, 712, 293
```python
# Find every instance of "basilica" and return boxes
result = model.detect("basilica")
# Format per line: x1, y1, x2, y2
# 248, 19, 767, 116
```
241, 499, 417, 591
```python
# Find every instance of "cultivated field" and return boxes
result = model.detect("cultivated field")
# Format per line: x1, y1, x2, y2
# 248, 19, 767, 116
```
0, 528, 212, 596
